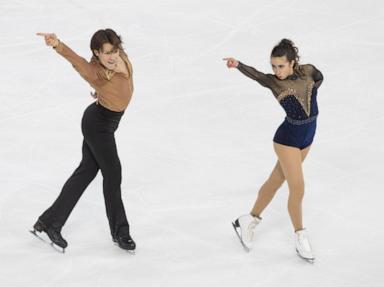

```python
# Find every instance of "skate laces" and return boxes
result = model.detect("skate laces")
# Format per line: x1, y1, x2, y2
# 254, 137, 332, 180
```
248, 219, 258, 231
246, 217, 260, 241
49, 229, 64, 240
297, 231, 311, 251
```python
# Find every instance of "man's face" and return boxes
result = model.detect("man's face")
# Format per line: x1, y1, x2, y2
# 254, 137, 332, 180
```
95, 43, 119, 70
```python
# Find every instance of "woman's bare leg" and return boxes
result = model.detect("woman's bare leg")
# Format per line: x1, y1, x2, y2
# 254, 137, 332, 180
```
251, 145, 311, 224
273, 143, 311, 231
250, 161, 285, 218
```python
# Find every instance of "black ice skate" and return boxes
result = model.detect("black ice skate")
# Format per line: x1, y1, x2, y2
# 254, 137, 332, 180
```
30, 219, 68, 253
113, 233, 136, 253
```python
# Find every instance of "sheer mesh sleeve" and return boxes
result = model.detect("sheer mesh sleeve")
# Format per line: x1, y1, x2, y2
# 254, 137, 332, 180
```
312, 65, 323, 89
237, 62, 275, 89
301, 64, 323, 89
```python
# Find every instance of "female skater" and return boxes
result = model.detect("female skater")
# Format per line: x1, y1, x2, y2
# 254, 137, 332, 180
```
223, 39, 323, 262
32, 29, 135, 252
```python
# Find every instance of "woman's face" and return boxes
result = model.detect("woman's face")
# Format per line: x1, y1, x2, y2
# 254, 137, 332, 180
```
94, 43, 120, 70
270, 56, 294, 80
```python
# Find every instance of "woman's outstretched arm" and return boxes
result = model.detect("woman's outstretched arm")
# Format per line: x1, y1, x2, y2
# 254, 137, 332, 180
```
223, 57, 274, 89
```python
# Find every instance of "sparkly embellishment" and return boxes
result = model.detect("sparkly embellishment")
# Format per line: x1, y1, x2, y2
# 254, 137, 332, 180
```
276, 81, 314, 117
277, 88, 296, 102
285, 115, 317, 125
236, 63, 320, 118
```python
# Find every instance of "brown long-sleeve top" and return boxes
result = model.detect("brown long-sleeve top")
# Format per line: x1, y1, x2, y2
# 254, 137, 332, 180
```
54, 41, 134, 112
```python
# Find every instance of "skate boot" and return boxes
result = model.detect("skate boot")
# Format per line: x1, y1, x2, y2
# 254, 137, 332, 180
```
295, 229, 315, 263
113, 228, 136, 252
30, 219, 68, 253
232, 214, 262, 252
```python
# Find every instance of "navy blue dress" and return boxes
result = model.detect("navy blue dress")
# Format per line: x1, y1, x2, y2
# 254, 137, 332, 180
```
237, 62, 323, 150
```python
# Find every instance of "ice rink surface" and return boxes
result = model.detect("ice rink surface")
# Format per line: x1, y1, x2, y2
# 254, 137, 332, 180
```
0, 0, 383, 286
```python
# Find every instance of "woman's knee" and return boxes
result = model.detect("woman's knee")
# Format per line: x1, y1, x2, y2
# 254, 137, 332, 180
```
267, 169, 285, 189
288, 180, 305, 199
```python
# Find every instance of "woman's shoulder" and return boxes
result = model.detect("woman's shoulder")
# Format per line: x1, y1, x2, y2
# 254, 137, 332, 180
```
297, 64, 321, 80
298, 63, 316, 73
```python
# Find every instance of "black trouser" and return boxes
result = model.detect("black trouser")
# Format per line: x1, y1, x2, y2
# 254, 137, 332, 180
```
39, 102, 129, 238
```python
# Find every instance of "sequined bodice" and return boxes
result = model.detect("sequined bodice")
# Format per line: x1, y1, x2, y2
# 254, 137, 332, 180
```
237, 62, 323, 120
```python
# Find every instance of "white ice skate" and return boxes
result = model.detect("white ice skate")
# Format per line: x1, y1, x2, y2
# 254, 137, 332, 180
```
232, 214, 262, 252
295, 229, 315, 263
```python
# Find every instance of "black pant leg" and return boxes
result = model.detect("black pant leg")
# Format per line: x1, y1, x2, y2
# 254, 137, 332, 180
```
40, 139, 99, 229
85, 133, 129, 238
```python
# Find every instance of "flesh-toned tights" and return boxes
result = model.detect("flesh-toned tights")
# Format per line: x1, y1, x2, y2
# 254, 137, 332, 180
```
251, 143, 311, 232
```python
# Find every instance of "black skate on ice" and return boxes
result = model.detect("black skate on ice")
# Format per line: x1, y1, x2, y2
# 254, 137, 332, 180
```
30, 219, 68, 253
113, 232, 136, 253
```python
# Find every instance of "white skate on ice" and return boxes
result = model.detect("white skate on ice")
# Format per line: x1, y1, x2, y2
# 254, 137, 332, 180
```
232, 214, 261, 252
295, 229, 315, 263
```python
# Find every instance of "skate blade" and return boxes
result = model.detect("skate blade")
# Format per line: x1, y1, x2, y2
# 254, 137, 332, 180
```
29, 229, 45, 242
296, 249, 315, 264
29, 229, 66, 254
113, 242, 136, 254
231, 222, 250, 253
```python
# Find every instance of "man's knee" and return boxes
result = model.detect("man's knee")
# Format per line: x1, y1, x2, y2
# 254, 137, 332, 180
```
102, 165, 122, 184
74, 161, 99, 178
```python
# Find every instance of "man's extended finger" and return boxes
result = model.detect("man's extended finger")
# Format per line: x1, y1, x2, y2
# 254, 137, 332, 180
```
37, 33, 55, 38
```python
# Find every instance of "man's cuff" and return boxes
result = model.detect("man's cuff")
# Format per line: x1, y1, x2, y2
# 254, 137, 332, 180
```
53, 40, 64, 53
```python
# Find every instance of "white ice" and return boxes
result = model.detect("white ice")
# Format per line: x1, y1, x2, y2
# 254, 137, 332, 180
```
0, 0, 383, 286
